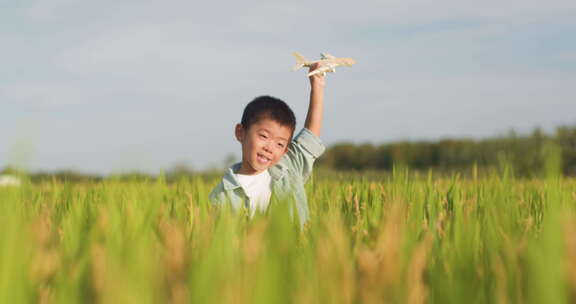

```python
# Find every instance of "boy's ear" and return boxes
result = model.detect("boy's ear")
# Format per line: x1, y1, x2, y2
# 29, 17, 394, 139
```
234, 124, 244, 142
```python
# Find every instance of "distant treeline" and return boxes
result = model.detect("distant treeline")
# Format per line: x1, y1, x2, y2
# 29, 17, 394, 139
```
3, 125, 576, 181
317, 125, 576, 177
0, 166, 214, 183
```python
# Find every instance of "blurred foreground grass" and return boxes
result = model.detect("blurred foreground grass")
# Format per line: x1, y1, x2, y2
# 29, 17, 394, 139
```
1, 168, 575, 304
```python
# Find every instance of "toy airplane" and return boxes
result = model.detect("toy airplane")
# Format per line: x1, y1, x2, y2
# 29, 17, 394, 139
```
292, 52, 356, 77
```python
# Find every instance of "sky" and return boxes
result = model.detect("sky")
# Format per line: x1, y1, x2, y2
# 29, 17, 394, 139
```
1, 0, 575, 174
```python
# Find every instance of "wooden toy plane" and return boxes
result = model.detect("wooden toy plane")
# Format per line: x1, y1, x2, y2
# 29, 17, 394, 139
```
292, 52, 356, 77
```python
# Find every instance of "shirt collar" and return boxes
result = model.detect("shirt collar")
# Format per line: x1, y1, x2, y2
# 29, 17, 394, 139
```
222, 162, 288, 190
222, 163, 242, 190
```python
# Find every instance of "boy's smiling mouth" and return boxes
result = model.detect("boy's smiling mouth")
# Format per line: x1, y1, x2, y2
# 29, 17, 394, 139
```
257, 153, 271, 164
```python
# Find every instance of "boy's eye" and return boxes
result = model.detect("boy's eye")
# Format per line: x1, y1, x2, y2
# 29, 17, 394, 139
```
259, 134, 268, 139
277, 143, 285, 148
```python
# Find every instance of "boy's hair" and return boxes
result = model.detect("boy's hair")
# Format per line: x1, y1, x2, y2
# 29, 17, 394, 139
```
241, 95, 296, 132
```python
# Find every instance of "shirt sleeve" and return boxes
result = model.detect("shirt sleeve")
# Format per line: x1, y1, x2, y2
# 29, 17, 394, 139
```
282, 128, 326, 181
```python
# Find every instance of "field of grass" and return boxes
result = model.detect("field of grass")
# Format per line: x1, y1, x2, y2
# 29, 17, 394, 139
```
1, 167, 575, 303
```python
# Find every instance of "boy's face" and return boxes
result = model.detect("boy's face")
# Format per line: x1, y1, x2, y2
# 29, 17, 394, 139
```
235, 118, 293, 175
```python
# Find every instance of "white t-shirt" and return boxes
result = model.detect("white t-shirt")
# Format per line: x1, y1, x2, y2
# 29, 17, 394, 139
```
235, 169, 272, 215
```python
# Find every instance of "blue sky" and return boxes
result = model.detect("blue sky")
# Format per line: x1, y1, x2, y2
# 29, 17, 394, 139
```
1, 0, 575, 174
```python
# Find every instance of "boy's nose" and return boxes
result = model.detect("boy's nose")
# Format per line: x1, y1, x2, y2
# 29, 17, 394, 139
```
263, 143, 273, 154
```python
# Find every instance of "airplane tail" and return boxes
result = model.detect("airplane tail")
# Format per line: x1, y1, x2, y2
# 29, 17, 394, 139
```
292, 52, 308, 70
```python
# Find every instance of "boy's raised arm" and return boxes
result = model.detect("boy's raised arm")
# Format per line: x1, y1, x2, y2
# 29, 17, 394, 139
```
304, 63, 326, 137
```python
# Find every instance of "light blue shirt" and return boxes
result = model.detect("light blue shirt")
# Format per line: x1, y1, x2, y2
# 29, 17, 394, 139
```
209, 128, 325, 229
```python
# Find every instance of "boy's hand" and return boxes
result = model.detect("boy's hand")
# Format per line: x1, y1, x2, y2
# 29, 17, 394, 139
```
308, 63, 326, 89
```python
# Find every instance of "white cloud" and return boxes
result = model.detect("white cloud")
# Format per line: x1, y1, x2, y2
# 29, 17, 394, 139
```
0, 82, 94, 106
559, 51, 576, 61
25, 0, 78, 19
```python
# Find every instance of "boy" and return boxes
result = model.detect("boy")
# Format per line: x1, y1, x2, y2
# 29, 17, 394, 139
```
209, 64, 326, 229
